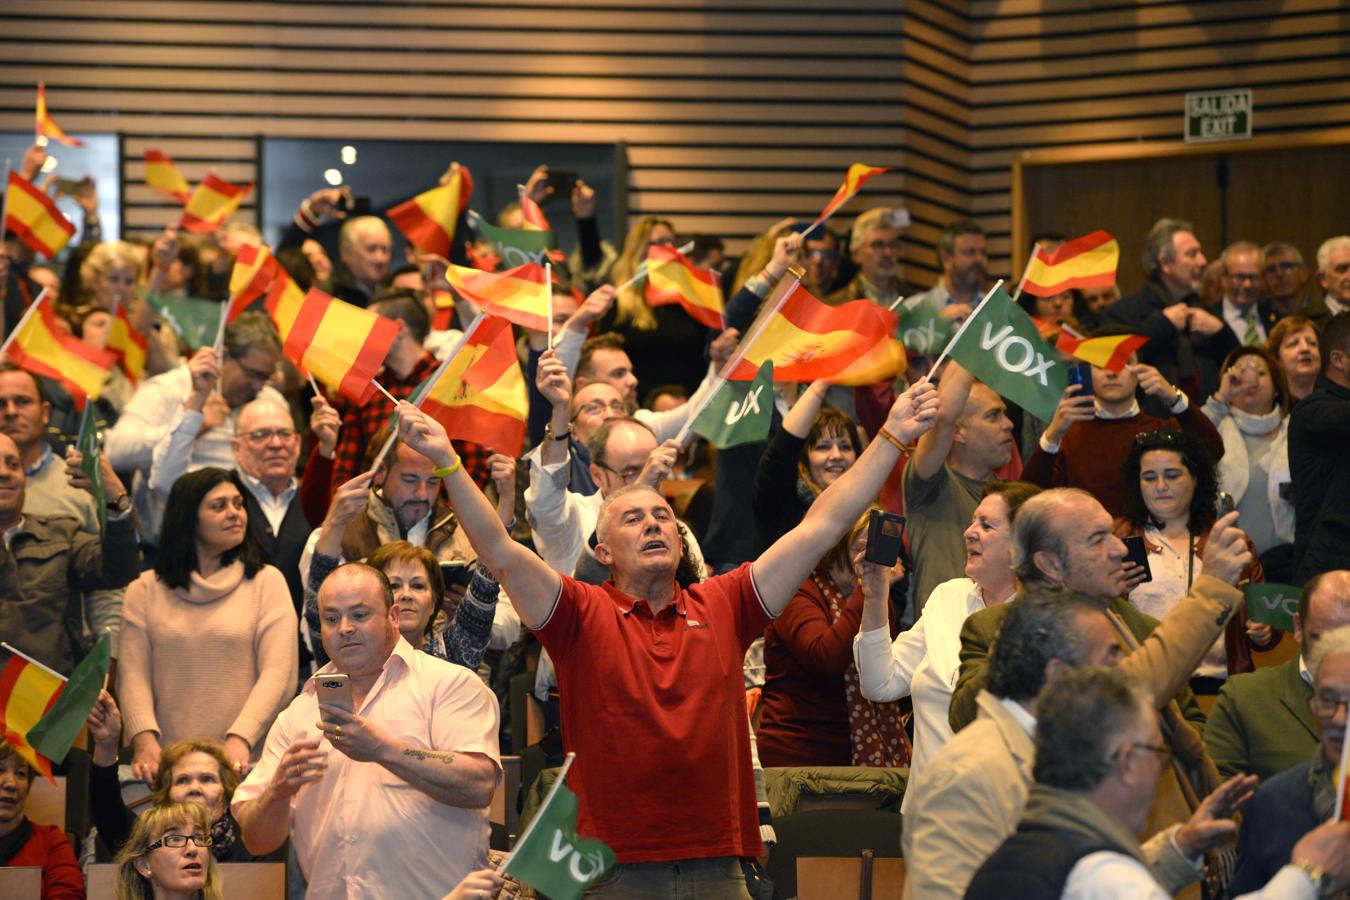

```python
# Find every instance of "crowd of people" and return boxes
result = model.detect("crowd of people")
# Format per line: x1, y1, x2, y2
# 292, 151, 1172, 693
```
1, 140, 1349, 899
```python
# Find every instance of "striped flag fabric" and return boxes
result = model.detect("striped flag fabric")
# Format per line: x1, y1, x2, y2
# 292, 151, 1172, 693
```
1055, 326, 1148, 373
1021, 230, 1120, 297
418, 315, 527, 454
730, 282, 896, 385
25, 636, 110, 769
107, 307, 148, 383
5, 172, 76, 258
5, 295, 117, 407
0, 643, 64, 780
812, 163, 890, 226
388, 166, 474, 259
281, 288, 400, 404
645, 244, 724, 329
518, 192, 567, 263
264, 269, 308, 343
227, 243, 281, 320
444, 262, 551, 332
34, 83, 83, 147
179, 173, 253, 234
144, 149, 192, 203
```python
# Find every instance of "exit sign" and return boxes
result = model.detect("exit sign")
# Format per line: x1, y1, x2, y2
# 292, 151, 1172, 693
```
1185, 89, 1252, 143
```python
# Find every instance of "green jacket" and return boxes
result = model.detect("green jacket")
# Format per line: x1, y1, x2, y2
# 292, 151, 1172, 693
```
1204, 655, 1318, 781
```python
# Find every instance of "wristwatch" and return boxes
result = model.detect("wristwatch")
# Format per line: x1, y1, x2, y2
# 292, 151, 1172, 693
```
1291, 858, 1332, 898
107, 492, 132, 515
544, 423, 572, 442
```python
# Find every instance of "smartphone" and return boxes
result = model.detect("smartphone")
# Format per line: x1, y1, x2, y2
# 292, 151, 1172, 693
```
1066, 362, 1093, 397
337, 193, 371, 216
544, 170, 577, 196
440, 562, 471, 592
1217, 491, 1236, 517
53, 177, 83, 196
864, 510, 905, 567
1122, 535, 1153, 584
314, 673, 353, 725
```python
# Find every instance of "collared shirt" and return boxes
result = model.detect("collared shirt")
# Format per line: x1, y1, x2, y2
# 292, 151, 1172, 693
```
1222, 297, 1267, 345
3, 517, 25, 550
237, 470, 299, 535
1299, 653, 1311, 686
999, 695, 1037, 737
232, 637, 501, 900
25, 443, 53, 478
1326, 295, 1348, 317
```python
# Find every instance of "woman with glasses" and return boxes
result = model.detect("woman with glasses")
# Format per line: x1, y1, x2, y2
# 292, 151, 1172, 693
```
1116, 430, 1273, 695
1265, 315, 1321, 403
114, 801, 223, 900
119, 467, 298, 785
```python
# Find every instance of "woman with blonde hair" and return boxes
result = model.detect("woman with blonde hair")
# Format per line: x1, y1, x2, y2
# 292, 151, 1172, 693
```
78, 239, 180, 379
114, 801, 222, 900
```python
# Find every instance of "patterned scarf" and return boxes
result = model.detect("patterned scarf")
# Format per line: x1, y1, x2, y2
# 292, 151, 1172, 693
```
210, 813, 237, 862
812, 573, 911, 767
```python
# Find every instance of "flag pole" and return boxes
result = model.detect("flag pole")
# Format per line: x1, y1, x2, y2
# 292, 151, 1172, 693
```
672, 266, 803, 445
1009, 262, 1033, 305
887, 293, 910, 313
1, 641, 68, 682
614, 240, 696, 295
306, 372, 323, 400
545, 262, 553, 350
923, 278, 1005, 380
0, 287, 50, 359
497, 752, 578, 872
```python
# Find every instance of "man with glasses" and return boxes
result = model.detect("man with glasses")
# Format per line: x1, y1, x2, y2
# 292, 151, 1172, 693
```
111, 312, 285, 547
965, 666, 1350, 899
829, 207, 908, 308
1261, 242, 1325, 326
1218, 241, 1276, 348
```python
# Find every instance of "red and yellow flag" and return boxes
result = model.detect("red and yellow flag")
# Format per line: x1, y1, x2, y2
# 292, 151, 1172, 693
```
144, 149, 191, 203
263, 268, 307, 343
1022, 231, 1119, 297
1055, 327, 1148, 373
282, 288, 400, 404
0, 646, 63, 780
388, 167, 474, 259
5, 296, 116, 407
107, 307, 148, 384
419, 316, 527, 454
34, 83, 83, 148
645, 244, 724, 329
179, 173, 253, 234
444, 262, 550, 332
518, 192, 566, 263
227, 243, 281, 321
5, 172, 76, 258
813, 163, 890, 225
731, 282, 897, 385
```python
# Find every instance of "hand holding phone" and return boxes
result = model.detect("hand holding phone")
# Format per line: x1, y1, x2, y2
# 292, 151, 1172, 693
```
864, 510, 905, 567
314, 673, 353, 726
1122, 535, 1152, 586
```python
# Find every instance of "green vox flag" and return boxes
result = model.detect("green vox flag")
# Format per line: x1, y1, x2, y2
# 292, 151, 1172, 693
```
1244, 583, 1300, 632
899, 299, 954, 358
144, 292, 223, 350
943, 285, 1067, 422
503, 781, 615, 900
467, 210, 557, 268
76, 408, 105, 534
691, 361, 773, 449
27, 634, 111, 765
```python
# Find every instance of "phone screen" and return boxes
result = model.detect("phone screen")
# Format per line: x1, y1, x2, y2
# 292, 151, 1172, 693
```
1122, 535, 1152, 584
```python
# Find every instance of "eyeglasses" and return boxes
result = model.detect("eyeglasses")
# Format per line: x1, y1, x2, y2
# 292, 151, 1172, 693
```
1228, 273, 1260, 283
229, 357, 276, 384
596, 461, 643, 484
147, 833, 213, 851
575, 399, 628, 419
1119, 742, 1172, 765
1264, 261, 1301, 274
1309, 693, 1350, 718
243, 427, 297, 444
867, 240, 900, 253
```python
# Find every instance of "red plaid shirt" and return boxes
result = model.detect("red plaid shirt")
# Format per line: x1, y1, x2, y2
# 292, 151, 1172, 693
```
330, 353, 493, 491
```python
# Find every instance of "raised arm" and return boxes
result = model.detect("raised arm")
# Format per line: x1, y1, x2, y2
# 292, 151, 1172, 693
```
397, 403, 562, 628
751, 381, 939, 615
908, 361, 975, 481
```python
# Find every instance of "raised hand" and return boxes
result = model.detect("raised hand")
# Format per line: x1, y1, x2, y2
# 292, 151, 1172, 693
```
1129, 363, 1178, 402
86, 690, 122, 767
1174, 773, 1259, 856
151, 225, 180, 271
766, 232, 805, 282
184, 347, 221, 409
396, 401, 456, 471
1044, 383, 1095, 444
535, 349, 572, 409
304, 187, 351, 221
885, 380, 940, 445
309, 393, 341, 459
1200, 510, 1253, 585
638, 439, 683, 488
566, 285, 617, 334
572, 178, 596, 219
523, 164, 552, 205
709, 328, 741, 372
488, 453, 517, 526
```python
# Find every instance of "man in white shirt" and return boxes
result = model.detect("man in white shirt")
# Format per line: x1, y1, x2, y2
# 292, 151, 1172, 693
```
233, 563, 500, 899
1316, 235, 1350, 318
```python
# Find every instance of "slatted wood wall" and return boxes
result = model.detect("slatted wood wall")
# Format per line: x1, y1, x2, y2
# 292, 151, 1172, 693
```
2, 0, 1347, 287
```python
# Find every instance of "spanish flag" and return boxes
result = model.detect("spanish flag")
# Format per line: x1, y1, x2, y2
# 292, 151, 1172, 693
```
418, 315, 526, 454
730, 282, 896, 385
519, 192, 566, 263
1021, 231, 1119, 297
264, 268, 307, 343
812, 163, 890, 226
388, 166, 474, 260
5, 295, 117, 407
107, 307, 148, 384
444, 262, 550, 332
179, 172, 253, 234
227, 243, 280, 320
828, 330, 907, 386
5, 172, 76, 258
0, 644, 65, 781
645, 244, 724, 329
144, 149, 191, 203
282, 288, 399, 404
1055, 326, 1148, 374
34, 83, 83, 148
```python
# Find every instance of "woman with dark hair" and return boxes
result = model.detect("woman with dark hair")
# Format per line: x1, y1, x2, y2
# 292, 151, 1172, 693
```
753, 380, 864, 553
1116, 430, 1272, 693
114, 801, 223, 900
757, 509, 910, 768
119, 467, 297, 785
1201, 346, 1294, 559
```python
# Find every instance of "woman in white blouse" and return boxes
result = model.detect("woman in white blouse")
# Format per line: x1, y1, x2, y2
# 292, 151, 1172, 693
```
853, 480, 1040, 804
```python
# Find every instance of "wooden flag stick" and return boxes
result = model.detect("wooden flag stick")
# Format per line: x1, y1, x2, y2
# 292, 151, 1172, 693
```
370, 379, 400, 406
545, 262, 553, 350
888, 293, 910, 313
614, 240, 696, 294
922, 279, 1005, 381
0, 287, 50, 360
307, 372, 323, 400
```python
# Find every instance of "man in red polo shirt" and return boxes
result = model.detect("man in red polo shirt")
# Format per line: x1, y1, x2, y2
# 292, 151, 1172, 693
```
395, 381, 939, 897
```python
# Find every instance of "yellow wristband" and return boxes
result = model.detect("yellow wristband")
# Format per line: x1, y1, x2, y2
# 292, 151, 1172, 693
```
433, 458, 462, 479
877, 427, 912, 453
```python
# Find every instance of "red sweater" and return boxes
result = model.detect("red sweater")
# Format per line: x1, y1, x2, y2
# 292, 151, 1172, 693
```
1021, 404, 1224, 518
5, 821, 84, 900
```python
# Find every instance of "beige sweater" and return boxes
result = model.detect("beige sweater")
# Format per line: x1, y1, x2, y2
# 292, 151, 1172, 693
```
119, 562, 298, 750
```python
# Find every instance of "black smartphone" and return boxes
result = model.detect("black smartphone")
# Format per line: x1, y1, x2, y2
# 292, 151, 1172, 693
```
52, 177, 83, 196
440, 562, 471, 592
1217, 491, 1236, 516
1122, 535, 1152, 584
337, 193, 371, 216
544, 170, 577, 196
1066, 362, 1093, 397
864, 510, 905, 567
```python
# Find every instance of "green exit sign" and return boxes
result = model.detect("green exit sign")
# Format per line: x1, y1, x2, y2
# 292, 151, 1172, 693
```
1185, 89, 1252, 143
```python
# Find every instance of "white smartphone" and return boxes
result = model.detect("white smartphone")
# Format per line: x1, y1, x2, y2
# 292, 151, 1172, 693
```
314, 673, 353, 725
